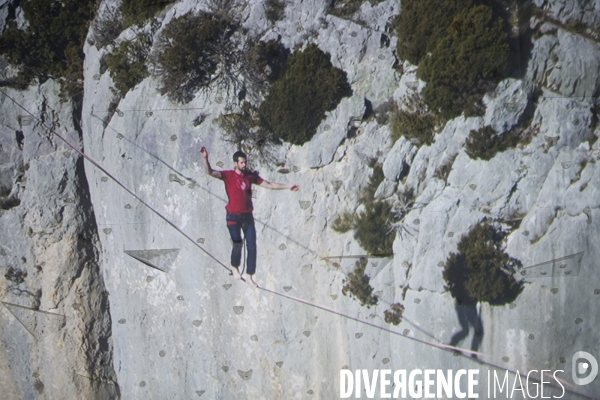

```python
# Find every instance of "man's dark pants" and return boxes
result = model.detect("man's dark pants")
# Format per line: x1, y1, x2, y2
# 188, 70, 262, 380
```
226, 212, 257, 275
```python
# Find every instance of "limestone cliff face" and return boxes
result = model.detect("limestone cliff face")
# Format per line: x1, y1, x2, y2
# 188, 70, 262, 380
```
2, 0, 600, 398
0, 82, 119, 398
78, 0, 600, 398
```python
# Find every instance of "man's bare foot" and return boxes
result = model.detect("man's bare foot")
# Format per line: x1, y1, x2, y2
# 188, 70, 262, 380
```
231, 266, 242, 279
244, 274, 258, 288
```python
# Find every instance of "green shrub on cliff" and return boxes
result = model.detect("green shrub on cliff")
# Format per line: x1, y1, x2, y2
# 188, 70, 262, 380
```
384, 303, 405, 325
390, 95, 442, 146
154, 12, 236, 103
353, 200, 395, 255
418, 5, 509, 119
392, 0, 473, 65
265, 0, 286, 23
329, 0, 386, 18
443, 221, 523, 305
332, 164, 395, 256
342, 258, 378, 307
104, 34, 151, 96
257, 43, 351, 145
392, 1, 512, 119
332, 211, 356, 234
121, 0, 174, 27
246, 39, 290, 84
0, 0, 97, 94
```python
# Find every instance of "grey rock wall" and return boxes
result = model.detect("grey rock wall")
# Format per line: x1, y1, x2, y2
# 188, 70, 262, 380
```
2, 0, 600, 398
0, 83, 118, 398
78, 1, 600, 398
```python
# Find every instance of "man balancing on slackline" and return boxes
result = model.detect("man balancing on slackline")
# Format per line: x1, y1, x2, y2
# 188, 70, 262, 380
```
201, 147, 300, 288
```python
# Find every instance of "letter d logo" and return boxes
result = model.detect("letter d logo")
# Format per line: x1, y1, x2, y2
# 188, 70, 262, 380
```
572, 351, 598, 385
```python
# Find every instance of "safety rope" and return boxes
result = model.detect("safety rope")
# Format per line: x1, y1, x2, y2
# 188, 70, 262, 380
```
0, 88, 591, 399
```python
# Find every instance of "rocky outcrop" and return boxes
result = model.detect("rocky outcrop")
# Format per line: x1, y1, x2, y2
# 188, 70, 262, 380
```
0, 82, 118, 398
2, 0, 600, 398
74, 0, 600, 397
533, 0, 600, 30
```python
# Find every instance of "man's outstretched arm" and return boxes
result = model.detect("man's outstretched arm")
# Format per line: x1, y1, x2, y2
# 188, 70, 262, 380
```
259, 180, 300, 191
200, 147, 221, 179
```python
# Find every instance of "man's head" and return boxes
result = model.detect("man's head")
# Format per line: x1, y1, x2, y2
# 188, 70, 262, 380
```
232, 150, 247, 172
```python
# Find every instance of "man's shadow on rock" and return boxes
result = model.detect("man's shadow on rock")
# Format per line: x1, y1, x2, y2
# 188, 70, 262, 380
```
449, 301, 484, 359
447, 274, 524, 360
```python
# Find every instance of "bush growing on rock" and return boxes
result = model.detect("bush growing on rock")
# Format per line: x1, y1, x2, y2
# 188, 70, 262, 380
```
215, 105, 256, 147
329, 0, 386, 19
465, 126, 496, 159
256, 43, 351, 145
154, 12, 237, 103
390, 94, 442, 146
121, 0, 174, 27
392, 0, 473, 65
392, 1, 512, 119
246, 39, 290, 85
241, 39, 291, 98
332, 211, 356, 233
464, 98, 535, 160
265, 0, 286, 23
342, 258, 378, 307
359, 163, 384, 202
389, 186, 422, 239
4, 266, 27, 285
215, 102, 279, 163
354, 164, 395, 255
418, 5, 509, 120
0, 0, 96, 94
354, 200, 395, 255
384, 303, 405, 325
214, 38, 301, 163
332, 164, 395, 255
442, 221, 523, 305
464, 125, 521, 160
91, 7, 124, 48
104, 34, 151, 97
433, 154, 458, 183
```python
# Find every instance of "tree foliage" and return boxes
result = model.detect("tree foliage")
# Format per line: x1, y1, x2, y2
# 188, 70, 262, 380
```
257, 43, 351, 145
392, 0, 473, 65
91, 7, 124, 48
418, 5, 509, 119
265, 0, 286, 23
464, 125, 519, 160
464, 96, 536, 160
342, 258, 378, 307
246, 39, 289, 84
120, 0, 174, 27
443, 221, 523, 305
0, 0, 97, 94
353, 200, 395, 255
332, 164, 395, 255
359, 163, 384, 202
390, 94, 442, 146
332, 211, 356, 233
154, 12, 237, 103
384, 303, 405, 325
104, 34, 151, 96
214, 101, 279, 164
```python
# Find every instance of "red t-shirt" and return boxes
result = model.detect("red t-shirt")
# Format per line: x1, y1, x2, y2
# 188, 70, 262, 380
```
220, 170, 264, 214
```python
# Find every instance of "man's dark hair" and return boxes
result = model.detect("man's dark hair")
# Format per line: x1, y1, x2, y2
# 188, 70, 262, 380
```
232, 150, 247, 162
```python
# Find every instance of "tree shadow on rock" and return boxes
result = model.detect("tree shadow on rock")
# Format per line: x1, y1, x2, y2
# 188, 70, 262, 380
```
443, 221, 525, 357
